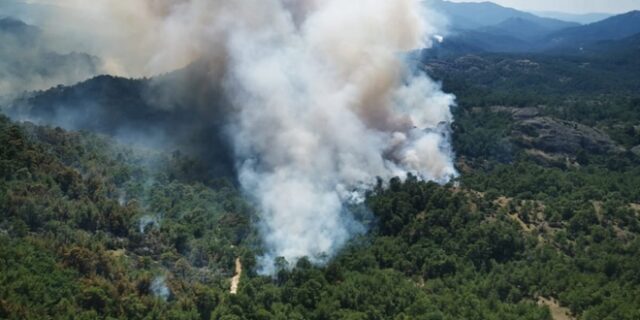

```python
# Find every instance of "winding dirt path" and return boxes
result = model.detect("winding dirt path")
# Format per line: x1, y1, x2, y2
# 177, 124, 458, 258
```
230, 258, 242, 294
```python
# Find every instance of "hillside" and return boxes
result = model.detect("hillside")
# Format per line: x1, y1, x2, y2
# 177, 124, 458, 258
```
480, 17, 562, 41
534, 11, 611, 24
552, 32, 640, 59
546, 10, 640, 49
3, 64, 235, 178
0, 17, 101, 95
423, 49, 640, 102
0, 0, 60, 24
0, 17, 40, 44
1, 2, 640, 319
428, 0, 578, 30
2, 107, 640, 318
428, 9, 640, 54
1, 42, 640, 318
443, 29, 533, 53
0, 114, 257, 318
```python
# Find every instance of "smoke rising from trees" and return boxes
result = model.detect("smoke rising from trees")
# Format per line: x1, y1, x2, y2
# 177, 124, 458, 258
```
33, 0, 457, 273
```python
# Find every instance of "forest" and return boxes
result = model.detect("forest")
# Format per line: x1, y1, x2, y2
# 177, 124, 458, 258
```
2, 49, 640, 318
1, 3, 640, 319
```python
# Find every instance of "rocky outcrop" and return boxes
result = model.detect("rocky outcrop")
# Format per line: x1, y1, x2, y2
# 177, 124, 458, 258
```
513, 116, 624, 155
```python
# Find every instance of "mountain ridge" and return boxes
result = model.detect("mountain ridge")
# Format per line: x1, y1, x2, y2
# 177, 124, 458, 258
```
428, 0, 579, 31
429, 9, 640, 55
0, 17, 102, 95
534, 10, 612, 24
545, 10, 640, 49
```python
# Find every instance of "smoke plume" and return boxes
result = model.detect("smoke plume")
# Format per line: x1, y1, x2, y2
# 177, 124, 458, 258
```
151, 276, 171, 301
31, 0, 457, 273
221, 1, 457, 273
0, 16, 102, 95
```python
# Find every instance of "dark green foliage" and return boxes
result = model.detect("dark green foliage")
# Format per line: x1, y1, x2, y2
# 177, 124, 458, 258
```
0, 114, 255, 319
2, 109, 639, 318
2, 35, 640, 318
426, 52, 640, 108
453, 109, 515, 163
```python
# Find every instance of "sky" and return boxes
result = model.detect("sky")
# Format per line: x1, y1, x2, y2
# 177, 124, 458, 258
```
17, 0, 640, 14
448, 0, 640, 14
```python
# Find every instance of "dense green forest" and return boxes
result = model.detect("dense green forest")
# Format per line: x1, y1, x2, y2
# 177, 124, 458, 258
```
0, 114, 257, 319
2, 2, 640, 319
2, 60, 640, 319
1, 36, 640, 319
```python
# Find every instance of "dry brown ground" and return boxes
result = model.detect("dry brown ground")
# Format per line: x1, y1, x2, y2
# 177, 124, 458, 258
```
230, 258, 242, 294
538, 297, 575, 320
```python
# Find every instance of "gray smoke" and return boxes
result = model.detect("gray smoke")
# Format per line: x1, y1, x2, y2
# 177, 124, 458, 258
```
222, 1, 456, 273
0, 15, 102, 95
27, 0, 457, 274
151, 276, 170, 301
139, 214, 160, 234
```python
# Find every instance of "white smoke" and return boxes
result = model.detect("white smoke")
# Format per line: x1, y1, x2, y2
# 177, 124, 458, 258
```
35, 0, 456, 274
222, 1, 456, 273
151, 276, 170, 301
138, 214, 160, 234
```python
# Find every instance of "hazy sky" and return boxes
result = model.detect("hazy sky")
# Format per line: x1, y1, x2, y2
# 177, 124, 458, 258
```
18, 0, 640, 14
449, 0, 640, 14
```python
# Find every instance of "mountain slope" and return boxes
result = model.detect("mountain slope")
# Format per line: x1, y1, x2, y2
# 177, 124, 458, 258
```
3, 61, 235, 178
431, 18, 554, 54
554, 32, 640, 61
534, 11, 612, 24
422, 1, 583, 53
546, 10, 640, 49
0, 17, 101, 95
427, 0, 578, 30
479, 17, 558, 41
3, 85, 640, 318
0, 0, 61, 25
429, 10, 640, 54
444, 29, 534, 53
0, 17, 40, 44
0, 113, 254, 318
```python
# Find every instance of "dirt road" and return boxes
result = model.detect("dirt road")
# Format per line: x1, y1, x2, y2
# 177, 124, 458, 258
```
230, 258, 242, 294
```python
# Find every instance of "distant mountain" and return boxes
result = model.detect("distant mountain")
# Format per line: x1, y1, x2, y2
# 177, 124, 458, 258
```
0, 17, 101, 95
534, 11, 612, 24
0, 17, 41, 46
559, 33, 640, 62
445, 30, 532, 53
428, 10, 640, 55
430, 17, 556, 54
601, 32, 640, 53
479, 17, 558, 41
0, 0, 60, 25
0, 17, 39, 34
3, 61, 235, 176
423, 37, 485, 58
427, 0, 579, 31
546, 11, 640, 49
423, 0, 581, 54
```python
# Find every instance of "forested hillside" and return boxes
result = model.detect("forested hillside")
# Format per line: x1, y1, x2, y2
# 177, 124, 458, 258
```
1, 2, 640, 319
0, 18, 100, 95
0, 114, 256, 318
2, 54, 640, 318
